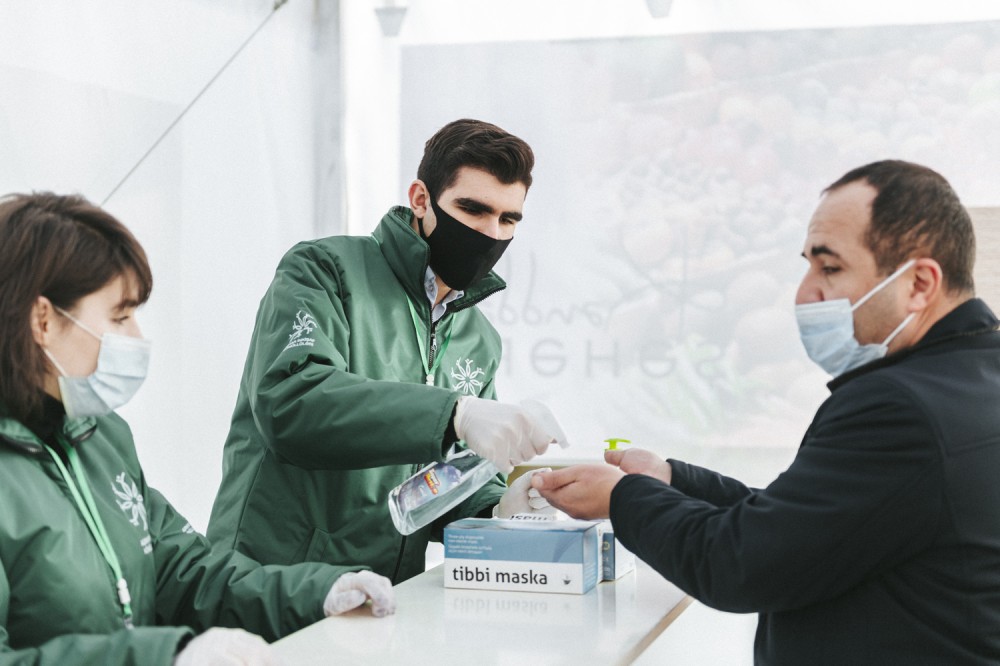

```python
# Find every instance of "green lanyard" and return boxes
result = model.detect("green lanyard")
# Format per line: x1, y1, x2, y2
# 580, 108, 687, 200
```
45, 442, 134, 629
406, 297, 453, 386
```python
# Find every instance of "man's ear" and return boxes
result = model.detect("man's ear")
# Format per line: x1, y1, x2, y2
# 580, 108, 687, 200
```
30, 296, 57, 347
908, 258, 942, 311
408, 180, 430, 218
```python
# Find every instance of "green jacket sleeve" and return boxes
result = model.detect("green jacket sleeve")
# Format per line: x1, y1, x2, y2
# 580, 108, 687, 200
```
0, 564, 191, 666
247, 242, 459, 470
148, 487, 364, 642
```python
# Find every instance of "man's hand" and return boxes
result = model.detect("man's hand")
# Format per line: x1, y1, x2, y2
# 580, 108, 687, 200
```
530, 464, 625, 519
455, 397, 568, 474
605, 448, 672, 485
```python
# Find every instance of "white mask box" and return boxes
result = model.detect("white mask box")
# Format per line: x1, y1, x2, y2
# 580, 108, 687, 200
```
443, 517, 601, 594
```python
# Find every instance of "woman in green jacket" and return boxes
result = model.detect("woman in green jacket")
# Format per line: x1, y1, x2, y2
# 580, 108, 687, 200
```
0, 192, 395, 665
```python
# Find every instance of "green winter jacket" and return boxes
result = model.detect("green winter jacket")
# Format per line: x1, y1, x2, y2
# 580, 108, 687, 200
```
0, 404, 361, 665
207, 206, 508, 583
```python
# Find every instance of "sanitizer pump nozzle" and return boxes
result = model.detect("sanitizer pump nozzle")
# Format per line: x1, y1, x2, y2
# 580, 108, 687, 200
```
604, 438, 630, 451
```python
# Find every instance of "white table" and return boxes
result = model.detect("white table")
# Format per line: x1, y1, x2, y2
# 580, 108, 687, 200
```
274, 560, 690, 665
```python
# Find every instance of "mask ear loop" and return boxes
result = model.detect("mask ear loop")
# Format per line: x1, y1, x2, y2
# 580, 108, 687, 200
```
53, 306, 102, 341
416, 186, 437, 240
43, 306, 104, 379
42, 348, 69, 377
881, 312, 916, 347
851, 258, 917, 312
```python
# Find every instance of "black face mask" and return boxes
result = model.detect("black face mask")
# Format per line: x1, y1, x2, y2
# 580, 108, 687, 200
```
418, 195, 513, 290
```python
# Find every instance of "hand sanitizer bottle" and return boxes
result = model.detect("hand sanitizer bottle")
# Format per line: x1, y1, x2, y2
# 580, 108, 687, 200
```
388, 450, 499, 535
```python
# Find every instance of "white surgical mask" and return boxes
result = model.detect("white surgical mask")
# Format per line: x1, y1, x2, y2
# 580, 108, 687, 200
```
796, 259, 916, 377
43, 307, 151, 419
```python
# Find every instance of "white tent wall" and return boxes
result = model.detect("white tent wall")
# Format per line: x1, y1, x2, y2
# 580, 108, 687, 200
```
0, 0, 340, 532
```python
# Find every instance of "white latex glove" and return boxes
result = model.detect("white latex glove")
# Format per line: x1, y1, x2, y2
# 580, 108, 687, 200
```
454, 397, 569, 474
494, 468, 556, 519
173, 628, 281, 666
323, 571, 396, 618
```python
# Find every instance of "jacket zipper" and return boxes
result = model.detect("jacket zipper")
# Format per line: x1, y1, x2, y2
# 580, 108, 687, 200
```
428, 321, 439, 373
449, 283, 505, 313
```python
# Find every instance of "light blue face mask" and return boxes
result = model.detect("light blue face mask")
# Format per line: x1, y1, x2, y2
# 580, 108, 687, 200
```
795, 259, 916, 377
43, 307, 151, 419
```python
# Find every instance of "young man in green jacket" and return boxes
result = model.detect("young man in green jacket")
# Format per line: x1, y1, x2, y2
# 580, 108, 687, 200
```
208, 119, 566, 583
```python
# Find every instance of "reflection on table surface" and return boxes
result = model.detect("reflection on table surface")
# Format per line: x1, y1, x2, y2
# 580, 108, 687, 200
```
274, 560, 690, 666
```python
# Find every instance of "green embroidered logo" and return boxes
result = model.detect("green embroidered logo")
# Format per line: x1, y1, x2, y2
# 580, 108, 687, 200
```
112, 472, 147, 532
285, 310, 317, 350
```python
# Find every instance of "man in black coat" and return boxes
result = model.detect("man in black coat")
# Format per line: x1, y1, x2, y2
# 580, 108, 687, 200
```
533, 160, 1000, 664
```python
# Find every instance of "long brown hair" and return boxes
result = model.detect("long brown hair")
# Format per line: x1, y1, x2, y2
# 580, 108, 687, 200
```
0, 192, 153, 423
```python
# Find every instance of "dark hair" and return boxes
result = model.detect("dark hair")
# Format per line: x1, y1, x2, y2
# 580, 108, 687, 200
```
416, 119, 534, 199
0, 192, 153, 422
824, 160, 975, 294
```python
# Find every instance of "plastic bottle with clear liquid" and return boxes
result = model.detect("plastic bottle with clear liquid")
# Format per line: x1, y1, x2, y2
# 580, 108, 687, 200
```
388, 450, 498, 535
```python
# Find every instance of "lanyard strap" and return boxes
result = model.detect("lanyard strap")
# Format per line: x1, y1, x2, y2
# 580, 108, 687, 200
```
406, 297, 453, 386
45, 443, 134, 628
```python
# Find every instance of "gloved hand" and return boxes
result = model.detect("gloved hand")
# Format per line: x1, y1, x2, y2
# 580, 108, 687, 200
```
173, 627, 281, 666
454, 397, 569, 474
323, 570, 396, 618
494, 468, 557, 519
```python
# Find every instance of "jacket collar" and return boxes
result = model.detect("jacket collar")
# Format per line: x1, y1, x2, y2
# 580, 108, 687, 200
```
0, 400, 97, 455
828, 297, 1000, 391
372, 206, 506, 316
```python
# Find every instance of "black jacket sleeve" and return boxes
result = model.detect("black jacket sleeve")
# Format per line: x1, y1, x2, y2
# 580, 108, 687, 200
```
610, 374, 942, 613
668, 458, 757, 506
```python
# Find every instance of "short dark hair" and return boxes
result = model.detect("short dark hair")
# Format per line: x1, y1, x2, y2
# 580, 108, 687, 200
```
416, 119, 534, 200
0, 192, 153, 423
825, 160, 975, 294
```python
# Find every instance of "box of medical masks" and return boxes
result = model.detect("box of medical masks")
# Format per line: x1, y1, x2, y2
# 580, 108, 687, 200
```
443, 517, 600, 594
597, 520, 635, 580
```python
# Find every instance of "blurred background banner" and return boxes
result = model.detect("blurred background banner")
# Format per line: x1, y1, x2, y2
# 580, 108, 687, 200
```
398, 19, 1000, 478
3, 1, 999, 531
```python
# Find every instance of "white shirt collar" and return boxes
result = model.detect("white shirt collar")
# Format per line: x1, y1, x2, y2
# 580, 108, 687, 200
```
424, 267, 463, 323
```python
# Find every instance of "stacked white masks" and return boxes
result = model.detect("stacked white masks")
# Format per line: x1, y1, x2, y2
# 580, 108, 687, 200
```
795, 259, 916, 377
43, 307, 151, 419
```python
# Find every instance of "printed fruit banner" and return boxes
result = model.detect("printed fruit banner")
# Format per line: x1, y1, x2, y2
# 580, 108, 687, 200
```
401, 22, 1000, 476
